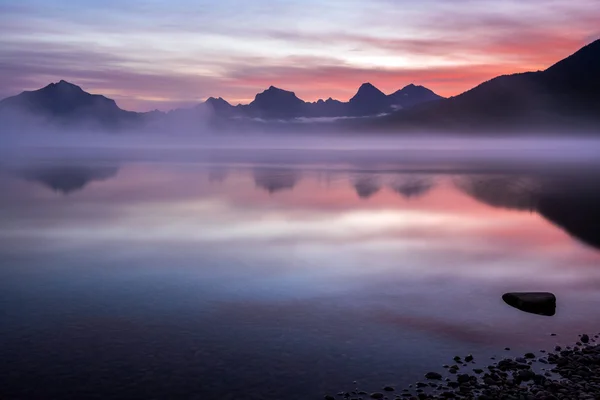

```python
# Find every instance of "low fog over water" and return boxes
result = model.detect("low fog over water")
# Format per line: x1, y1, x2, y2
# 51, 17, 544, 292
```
3, 131, 600, 172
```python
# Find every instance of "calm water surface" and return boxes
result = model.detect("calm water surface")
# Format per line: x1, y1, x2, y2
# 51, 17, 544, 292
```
1, 157, 600, 399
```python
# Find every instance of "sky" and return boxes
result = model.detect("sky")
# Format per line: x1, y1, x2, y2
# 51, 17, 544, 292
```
1, 0, 599, 111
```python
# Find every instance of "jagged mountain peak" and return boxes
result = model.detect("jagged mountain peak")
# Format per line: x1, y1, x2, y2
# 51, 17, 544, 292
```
354, 82, 385, 96
205, 96, 231, 105
358, 82, 379, 90
349, 82, 387, 105
264, 85, 293, 93
252, 86, 303, 103
41, 80, 85, 94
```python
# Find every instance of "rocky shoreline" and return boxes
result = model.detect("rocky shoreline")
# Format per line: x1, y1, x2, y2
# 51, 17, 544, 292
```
328, 333, 600, 400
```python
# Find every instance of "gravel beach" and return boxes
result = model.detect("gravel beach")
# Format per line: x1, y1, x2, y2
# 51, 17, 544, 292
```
330, 334, 600, 400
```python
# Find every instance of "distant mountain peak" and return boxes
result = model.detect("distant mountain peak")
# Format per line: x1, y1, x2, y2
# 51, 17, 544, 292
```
247, 85, 305, 118
0, 79, 131, 129
44, 80, 84, 93
347, 82, 389, 116
398, 83, 432, 92
262, 85, 295, 95
206, 96, 230, 105
402, 83, 423, 91
355, 82, 385, 96
387, 84, 443, 108
350, 82, 387, 103
203, 96, 234, 115
254, 85, 301, 101
358, 82, 378, 90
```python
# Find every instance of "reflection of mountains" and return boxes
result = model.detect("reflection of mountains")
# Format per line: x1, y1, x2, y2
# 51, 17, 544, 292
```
353, 175, 435, 199
390, 176, 435, 199
353, 176, 381, 199
19, 164, 120, 194
457, 175, 600, 250
253, 169, 301, 193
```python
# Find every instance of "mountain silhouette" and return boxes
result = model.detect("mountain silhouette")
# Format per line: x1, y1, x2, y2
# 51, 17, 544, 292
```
0, 80, 442, 128
306, 97, 347, 118
384, 38, 600, 130
205, 97, 236, 116
348, 83, 391, 116
388, 84, 443, 110
0, 80, 139, 129
234, 82, 442, 120
243, 86, 307, 119
5, 38, 599, 130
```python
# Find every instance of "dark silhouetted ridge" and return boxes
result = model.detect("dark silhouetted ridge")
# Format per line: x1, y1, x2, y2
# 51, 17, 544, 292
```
382, 38, 600, 131
244, 86, 307, 118
388, 84, 443, 109
348, 83, 390, 116
204, 97, 235, 116
0, 80, 138, 129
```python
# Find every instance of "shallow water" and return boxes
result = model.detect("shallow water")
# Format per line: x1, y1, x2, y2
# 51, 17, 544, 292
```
1, 155, 600, 399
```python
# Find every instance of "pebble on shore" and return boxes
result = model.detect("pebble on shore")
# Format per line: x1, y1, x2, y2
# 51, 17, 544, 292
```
334, 333, 600, 400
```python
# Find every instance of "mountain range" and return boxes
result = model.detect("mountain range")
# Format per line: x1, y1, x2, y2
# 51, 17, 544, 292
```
0, 38, 599, 132
0, 79, 442, 131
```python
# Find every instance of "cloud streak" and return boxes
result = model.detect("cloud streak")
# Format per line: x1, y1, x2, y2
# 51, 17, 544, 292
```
0, 0, 598, 110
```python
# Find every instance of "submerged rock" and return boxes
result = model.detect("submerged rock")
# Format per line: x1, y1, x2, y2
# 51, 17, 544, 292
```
502, 292, 556, 316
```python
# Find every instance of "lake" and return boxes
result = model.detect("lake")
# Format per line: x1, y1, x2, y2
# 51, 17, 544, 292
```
2, 150, 600, 399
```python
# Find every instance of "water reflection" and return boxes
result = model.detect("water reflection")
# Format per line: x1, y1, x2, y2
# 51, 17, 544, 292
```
253, 168, 300, 193
537, 190, 600, 251
390, 176, 435, 199
455, 175, 540, 211
352, 175, 381, 199
208, 166, 228, 183
2, 161, 600, 400
457, 174, 600, 250
16, 164, 120, 194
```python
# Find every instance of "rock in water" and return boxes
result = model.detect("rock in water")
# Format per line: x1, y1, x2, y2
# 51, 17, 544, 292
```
502, 292, 556, 316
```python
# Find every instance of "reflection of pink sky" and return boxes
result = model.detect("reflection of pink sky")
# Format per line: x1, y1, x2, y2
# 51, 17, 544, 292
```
2, 163, 600, 346
3, 164, 600, 279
